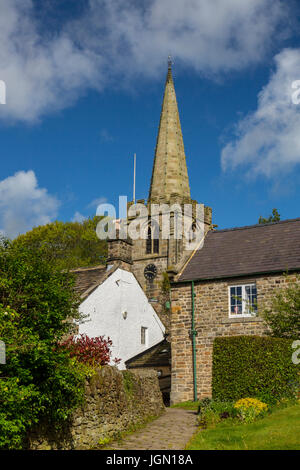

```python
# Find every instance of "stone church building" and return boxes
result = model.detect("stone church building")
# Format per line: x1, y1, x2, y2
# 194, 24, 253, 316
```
103, 61, 300, 404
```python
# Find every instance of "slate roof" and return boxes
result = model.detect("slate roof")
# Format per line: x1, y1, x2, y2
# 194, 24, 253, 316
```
178, 218, 300, 282
125, 339, 171, 368
71, 265, 107, 297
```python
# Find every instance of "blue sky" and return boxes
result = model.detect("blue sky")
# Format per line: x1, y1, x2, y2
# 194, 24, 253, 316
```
1, 0, 300, 238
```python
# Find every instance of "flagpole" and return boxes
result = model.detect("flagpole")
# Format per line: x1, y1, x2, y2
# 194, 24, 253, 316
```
133, 153, 136, 204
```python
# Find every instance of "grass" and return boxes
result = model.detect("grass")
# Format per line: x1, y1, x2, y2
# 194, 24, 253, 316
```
171, 400, 199, 411
186, 403, 300, 450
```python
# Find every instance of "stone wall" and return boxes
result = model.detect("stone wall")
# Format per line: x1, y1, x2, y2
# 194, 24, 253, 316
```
28, 366, 164, 450
170, 273, 300, 404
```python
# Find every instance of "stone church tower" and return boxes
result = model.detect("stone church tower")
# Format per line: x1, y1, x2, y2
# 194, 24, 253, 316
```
108, 60, 212, 330
148, 61, 191, 205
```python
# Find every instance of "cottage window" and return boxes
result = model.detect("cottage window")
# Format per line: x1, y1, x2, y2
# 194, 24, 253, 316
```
228, 284, 257, 317
141, 326, 148, 345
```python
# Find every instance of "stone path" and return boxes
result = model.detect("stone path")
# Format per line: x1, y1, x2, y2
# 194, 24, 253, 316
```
107, 408, 198, 450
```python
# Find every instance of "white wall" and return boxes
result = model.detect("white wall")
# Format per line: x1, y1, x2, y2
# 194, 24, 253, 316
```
78, 268, 165, 369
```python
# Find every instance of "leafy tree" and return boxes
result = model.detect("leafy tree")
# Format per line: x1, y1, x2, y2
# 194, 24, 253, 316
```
0, 239, 92, 449
12, 216, 107, 270
263, 275, 300, 339
258, 208, 280, 225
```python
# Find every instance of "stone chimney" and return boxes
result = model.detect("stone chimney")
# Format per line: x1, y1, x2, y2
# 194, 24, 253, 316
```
107, 224, 132, 271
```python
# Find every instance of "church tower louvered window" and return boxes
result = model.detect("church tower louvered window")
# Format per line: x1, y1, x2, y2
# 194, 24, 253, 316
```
146, 219, 159, 254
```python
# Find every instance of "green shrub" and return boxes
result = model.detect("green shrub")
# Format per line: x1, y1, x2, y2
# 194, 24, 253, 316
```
198, 399, 238, 428
212, 336, 299, 405
0, 240, 89, 449
262, 274, 300, 339
198, 397, 212, 410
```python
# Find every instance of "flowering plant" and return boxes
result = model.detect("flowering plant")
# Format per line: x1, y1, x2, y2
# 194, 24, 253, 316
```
60, 333, 121, 366
234, 397, 268, 422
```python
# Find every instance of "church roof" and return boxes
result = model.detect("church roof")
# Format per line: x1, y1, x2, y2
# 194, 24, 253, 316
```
178, 217, 300, 282
148, 60, 191, 204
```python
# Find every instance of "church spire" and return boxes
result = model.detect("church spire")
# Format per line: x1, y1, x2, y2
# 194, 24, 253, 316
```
148, 59, 191, 204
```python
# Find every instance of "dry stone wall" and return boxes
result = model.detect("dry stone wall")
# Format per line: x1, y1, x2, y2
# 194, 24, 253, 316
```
28, 367, 164, 450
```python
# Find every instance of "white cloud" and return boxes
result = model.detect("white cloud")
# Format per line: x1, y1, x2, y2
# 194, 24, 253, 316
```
87, 197, 108, 209
0, 0, 103, 122
0, 0, 289, 122
72, 211, 86, 223
221, 48, 300, 178
0, 170, 59, 238
71, 198, 108, 222
78, 0, 287, 78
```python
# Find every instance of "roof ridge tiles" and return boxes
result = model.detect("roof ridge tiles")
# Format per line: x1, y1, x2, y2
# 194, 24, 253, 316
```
213, 217, 300, 233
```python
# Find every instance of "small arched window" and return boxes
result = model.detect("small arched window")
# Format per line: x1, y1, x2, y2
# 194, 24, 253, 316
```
188, 221, 197, 243
146, 226, 152, 254
146, 219, 160, 254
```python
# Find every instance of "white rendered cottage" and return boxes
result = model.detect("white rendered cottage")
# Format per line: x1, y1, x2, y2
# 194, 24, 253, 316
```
73, 264, 165, 369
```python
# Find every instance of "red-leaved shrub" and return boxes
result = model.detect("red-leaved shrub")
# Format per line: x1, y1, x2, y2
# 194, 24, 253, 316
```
60, 334, 121, 366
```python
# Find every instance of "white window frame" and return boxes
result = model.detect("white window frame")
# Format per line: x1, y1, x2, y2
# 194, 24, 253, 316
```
228, 283, 257, 318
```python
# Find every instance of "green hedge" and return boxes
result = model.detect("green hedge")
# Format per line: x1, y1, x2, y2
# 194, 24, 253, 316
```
212, 336, 299, 404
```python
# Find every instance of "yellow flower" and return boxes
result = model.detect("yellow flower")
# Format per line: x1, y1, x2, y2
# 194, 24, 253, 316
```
234, 397, 268, 414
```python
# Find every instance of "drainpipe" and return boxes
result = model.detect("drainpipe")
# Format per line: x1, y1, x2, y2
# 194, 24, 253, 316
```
191, 281, 198, 402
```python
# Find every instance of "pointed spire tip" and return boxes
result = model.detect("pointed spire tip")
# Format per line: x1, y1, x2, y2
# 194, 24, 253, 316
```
167, 56, 173, 81
148, 56, 191, 203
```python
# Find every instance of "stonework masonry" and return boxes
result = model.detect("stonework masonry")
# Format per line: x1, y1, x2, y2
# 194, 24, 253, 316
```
107, 232, 133, 271
148, 62, 191, 204
170, 272, 300, 404
28, 366, 164, 450
127, 206, 212, 331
